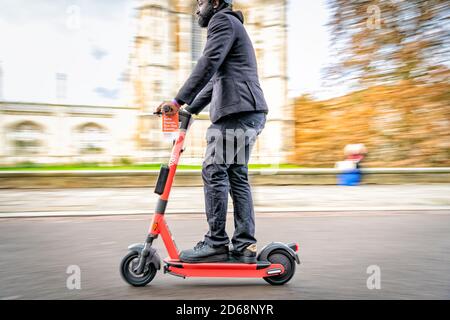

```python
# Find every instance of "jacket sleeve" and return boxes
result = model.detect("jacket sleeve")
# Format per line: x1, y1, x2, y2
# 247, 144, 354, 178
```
175, 13, 235, 105
184, 80, 213, 115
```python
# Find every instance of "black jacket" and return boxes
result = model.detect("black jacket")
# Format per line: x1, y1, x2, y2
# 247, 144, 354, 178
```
176, 8, 268, 123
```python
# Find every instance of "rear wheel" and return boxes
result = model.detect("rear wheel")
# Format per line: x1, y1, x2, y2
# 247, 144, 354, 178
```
263, 250, 296, 286
120, 251, 157, 287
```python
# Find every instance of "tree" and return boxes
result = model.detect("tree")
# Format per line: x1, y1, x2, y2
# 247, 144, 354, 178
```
326, 0, 450, 87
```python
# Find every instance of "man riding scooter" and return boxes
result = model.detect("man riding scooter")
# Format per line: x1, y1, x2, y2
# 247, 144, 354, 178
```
156, 0, 269, 264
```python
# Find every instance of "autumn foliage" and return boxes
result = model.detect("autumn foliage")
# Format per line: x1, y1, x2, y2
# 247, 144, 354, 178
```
291, 81, 449, 167
291, 1, 449, 167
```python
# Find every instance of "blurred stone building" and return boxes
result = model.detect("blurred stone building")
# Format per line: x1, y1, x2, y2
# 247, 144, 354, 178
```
0, 101, 137, 165
0, 0, 291, 166
129, 0, 291, 164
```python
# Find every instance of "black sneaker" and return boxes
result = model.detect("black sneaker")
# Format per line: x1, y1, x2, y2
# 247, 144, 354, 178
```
179, 241, 229, 263
231, 244, 257, 264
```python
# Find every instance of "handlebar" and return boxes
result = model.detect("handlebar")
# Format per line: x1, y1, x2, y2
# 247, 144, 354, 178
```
151, 107, 192, 131
153, 105, 172, 116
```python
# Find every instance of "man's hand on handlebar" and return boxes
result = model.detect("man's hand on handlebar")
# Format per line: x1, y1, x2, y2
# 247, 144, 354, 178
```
155, 100, 181, 116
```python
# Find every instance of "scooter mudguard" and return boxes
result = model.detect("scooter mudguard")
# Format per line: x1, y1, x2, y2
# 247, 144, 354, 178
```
128, 243, 161, 270
257, 242, 300, 265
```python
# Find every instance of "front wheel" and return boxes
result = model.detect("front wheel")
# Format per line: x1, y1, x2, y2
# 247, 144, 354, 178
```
263, 250, 296, 286
120, 251, 157, 287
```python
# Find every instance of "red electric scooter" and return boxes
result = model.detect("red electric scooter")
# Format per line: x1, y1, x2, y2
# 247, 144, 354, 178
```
120, 108, 300, 286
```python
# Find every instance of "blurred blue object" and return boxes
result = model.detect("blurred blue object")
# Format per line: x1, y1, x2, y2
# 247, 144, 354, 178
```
338, 169, 362, 186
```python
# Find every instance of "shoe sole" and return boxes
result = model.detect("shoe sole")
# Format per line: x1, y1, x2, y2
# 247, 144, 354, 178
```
230, 254, 257, 264
180, 253, 229, 264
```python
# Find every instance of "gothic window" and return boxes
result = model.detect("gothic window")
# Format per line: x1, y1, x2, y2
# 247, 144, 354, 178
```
76, 123, 107, 154
153, 80, 162, 101
153, 39, 162, 53
191, 14, 204, 69
10, 121, 44, 155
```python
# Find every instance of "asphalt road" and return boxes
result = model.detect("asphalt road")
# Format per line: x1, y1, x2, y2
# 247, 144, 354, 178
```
1, 211, 449, 300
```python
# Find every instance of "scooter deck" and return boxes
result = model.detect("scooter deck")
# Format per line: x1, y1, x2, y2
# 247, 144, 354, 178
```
163, 258, 285, 279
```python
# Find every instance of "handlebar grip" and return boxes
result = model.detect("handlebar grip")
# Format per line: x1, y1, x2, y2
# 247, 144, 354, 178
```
153, 104, 173, 116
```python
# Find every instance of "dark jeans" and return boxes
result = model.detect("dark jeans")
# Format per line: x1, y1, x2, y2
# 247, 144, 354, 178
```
202, 111, 266, 252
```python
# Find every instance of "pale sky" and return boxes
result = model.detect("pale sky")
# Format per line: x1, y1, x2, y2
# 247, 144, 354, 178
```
0, 0, 334, 106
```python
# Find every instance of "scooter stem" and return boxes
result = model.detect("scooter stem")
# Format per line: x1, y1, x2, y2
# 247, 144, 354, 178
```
160, 110, 193, 201
136, 110, 193, 271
